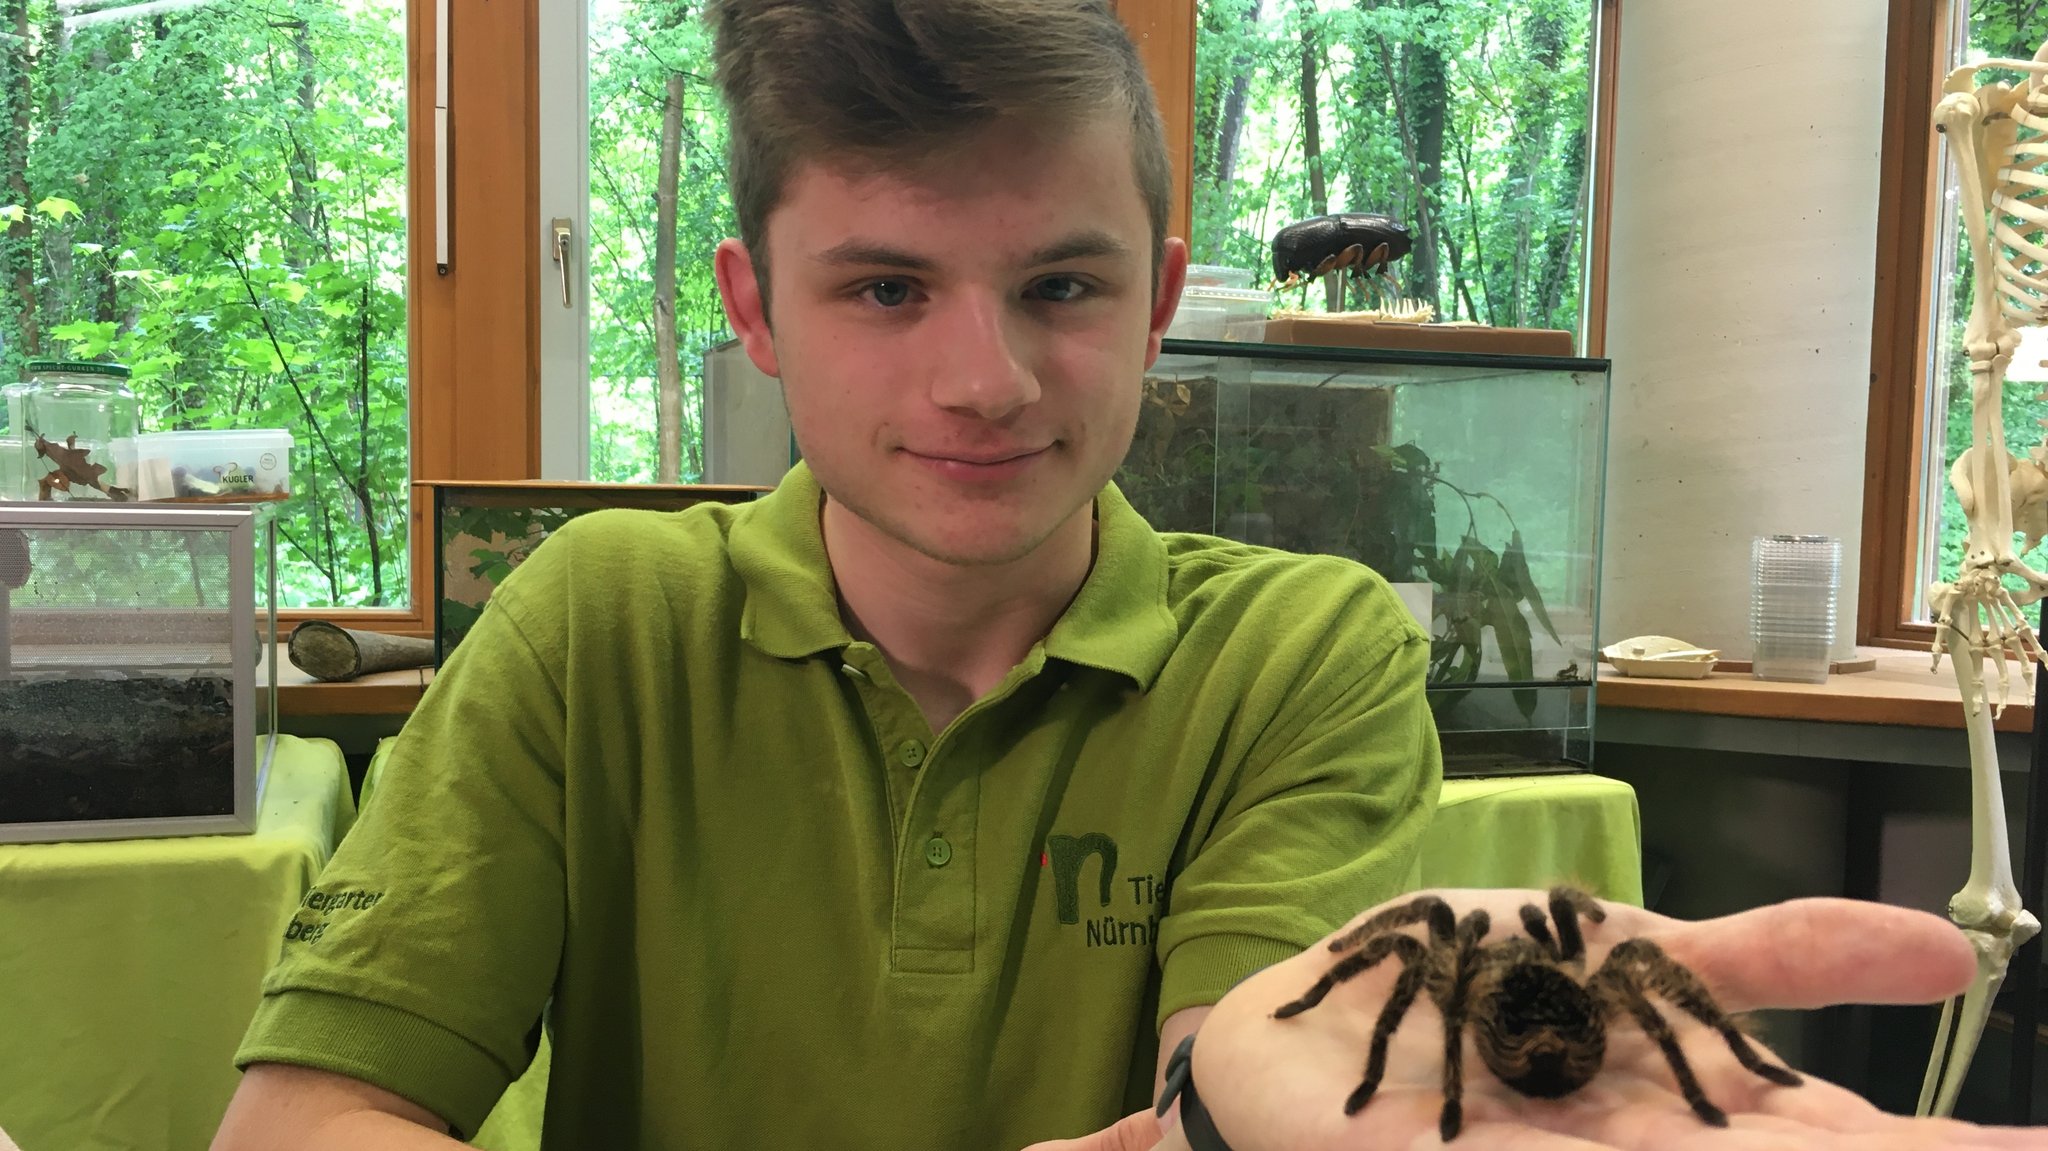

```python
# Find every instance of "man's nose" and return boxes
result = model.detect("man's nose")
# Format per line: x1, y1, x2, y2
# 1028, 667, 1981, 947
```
925, 292, 1041, 419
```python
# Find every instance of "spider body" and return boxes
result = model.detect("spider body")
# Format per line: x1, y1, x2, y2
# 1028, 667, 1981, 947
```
1271, 887, 1803, 1142
1473, 958, 1605, 1098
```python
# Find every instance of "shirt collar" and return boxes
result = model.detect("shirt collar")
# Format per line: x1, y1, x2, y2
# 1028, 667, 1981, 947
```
729, 462, 1180, 690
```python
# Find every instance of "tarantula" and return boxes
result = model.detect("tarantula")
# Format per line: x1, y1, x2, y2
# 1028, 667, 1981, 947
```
1271, 887, 1803, 1142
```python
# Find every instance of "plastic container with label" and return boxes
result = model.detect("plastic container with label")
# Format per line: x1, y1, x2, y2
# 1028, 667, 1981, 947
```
134, 429, 294, 502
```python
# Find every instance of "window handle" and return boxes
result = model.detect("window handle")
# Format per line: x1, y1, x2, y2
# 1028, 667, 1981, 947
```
551, 218, 573, 308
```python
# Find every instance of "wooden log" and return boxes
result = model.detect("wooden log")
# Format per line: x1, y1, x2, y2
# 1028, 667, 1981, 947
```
287, 620, 435, 682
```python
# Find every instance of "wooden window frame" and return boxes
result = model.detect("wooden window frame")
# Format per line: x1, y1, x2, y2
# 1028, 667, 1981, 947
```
277, 0, 540, 640
1860, 0, 1951, 649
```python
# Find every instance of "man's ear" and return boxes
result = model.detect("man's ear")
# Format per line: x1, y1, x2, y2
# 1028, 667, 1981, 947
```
1143, 236, 1191, 369
715, 237, 782, 378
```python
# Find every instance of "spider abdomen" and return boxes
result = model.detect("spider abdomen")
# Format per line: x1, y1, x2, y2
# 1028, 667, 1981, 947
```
1474, 964, 1607, 1098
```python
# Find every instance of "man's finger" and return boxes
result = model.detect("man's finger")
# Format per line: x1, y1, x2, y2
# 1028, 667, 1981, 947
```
1659, 897, 1974, 1011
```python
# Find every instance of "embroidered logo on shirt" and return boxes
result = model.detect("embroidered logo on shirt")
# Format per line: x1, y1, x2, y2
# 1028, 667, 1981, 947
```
1044, 833, 1168, 947
280, 887, 386, 945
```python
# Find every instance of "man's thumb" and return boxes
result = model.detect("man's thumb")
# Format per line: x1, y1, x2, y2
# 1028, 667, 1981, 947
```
1019, 1108, 1165, 1151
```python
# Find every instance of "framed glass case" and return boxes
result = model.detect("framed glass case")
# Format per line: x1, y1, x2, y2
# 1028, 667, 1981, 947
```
424, 480, 768, 663
1137, 338, 1609, 774
0, 503, 272, 843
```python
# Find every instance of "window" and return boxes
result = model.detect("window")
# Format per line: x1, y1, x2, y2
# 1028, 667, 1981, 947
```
537, 0, 735, 486
0, 0, 411, 609
1188, 0, 1603, 345
1913, 1, 2044, 613
1864, 0, 2042, 645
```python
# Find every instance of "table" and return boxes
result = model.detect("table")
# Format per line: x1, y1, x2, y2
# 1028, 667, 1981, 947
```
371, 744, 1638, 1149
1412, 773, 1645, 905
0, 735, 354, 1151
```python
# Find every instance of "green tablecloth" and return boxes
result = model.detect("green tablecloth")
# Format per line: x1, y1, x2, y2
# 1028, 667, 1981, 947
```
1412, 773, 1644, 905
0, 735, 354, 1151
362, 738, 1643, 1149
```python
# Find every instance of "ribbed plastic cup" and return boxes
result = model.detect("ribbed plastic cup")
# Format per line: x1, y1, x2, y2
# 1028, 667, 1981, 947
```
1750, 534, 1839, 684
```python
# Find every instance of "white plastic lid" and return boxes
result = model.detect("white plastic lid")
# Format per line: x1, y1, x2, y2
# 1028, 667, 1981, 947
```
1185, 264, 1255, 288
1180, 284, 1272, 301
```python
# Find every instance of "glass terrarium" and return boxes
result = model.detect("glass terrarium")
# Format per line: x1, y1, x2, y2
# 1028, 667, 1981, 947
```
0, 503, 272, 843
1134, 338, 1609, 774
425, 480, 769, 663
697, 336, 1611, 774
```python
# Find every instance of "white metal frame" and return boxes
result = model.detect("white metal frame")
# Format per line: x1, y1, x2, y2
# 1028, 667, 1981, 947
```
0, 503, 263, 845
537, 0, 593, 481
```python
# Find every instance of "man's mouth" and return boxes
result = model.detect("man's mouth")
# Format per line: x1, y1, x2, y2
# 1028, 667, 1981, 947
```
907, 446, 1050, 466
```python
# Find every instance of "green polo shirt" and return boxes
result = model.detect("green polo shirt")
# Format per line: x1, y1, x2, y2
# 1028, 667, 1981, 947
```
235, 462, 1440, 1149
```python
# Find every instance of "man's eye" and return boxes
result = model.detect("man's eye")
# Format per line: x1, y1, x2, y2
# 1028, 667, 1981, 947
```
1029, 276, 1088, 303
864, 280, 913, 308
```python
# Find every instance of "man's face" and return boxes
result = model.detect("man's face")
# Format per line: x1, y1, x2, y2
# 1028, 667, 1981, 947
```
715, 114, 1188, 568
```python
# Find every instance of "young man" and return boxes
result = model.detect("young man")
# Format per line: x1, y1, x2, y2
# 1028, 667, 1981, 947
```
211, 3, 2029, 1150
215, 2, 1438, 1147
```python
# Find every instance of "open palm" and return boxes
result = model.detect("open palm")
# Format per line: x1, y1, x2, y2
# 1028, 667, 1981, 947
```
1168, 890, 2047, 1151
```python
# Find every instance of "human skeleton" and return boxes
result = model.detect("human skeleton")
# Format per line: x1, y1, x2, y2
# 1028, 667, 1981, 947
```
1918, 39, 2048, 1117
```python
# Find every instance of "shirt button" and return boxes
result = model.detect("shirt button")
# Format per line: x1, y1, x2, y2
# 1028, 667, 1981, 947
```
898, 739, 926, 767
924, 836, 952, 867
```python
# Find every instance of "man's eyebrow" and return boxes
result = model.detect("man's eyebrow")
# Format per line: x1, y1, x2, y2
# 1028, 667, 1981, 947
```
1024, 230, 1132, 266
810, 230, 1133, 272
812, 241, 937, 271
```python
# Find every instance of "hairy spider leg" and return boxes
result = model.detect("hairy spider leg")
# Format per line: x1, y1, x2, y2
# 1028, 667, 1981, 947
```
1585, 962, 1729, 1127
1549, 887, 1606, 962
1275, 930, 1427, 1020
1519, 903, 1560, 959
1600, 939, 1803, 1089
1433, 908, 1494, 1141
1305, 933, 1436, 1117
1327, 894, 1457, 954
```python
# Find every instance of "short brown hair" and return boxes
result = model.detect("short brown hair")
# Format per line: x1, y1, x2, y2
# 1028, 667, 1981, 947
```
707, 0, 1170, 308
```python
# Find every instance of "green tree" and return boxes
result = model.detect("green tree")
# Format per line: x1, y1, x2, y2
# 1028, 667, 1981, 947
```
2, 0, 409, 608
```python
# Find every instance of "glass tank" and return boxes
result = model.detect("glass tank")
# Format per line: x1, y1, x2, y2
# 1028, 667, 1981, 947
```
0, 504, 271, 843
1136, 339, 1609, 775
697, 336, 1611, 774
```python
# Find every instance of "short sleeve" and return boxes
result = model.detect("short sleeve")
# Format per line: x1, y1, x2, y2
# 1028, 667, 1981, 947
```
233, 564, 570, 1137
1153, 595, 1441, 1028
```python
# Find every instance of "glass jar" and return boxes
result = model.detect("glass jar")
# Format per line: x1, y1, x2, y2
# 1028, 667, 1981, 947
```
19, 360, 140, 502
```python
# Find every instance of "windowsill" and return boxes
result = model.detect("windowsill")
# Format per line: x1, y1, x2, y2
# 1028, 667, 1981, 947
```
256, 645, 2028, 728
262, 650, 434, 717
1597, 647, 2033, 733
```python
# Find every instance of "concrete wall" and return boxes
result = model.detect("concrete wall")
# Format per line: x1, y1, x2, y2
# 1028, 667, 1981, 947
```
1599, 0, 1891, 660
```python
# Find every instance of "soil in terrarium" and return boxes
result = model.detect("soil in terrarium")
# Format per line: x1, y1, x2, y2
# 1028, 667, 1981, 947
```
0, 675, 236, 823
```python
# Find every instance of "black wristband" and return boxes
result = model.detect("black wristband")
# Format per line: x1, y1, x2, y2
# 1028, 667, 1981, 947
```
1157, 1034, 1238, 1151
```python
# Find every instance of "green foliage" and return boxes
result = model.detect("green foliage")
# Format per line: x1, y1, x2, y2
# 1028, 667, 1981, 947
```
0, 0, 409, 608
1191, 0, 1592, 334
434, 502, 577, 652
585, 0, 733, 484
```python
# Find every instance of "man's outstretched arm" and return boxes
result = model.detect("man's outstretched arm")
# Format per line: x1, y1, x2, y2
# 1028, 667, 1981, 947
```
212, 1063, 463, 1151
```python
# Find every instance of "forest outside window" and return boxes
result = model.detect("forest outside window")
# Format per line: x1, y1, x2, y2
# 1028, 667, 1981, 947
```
0, 0, 409, 611
1187, 0, 1599, 344
547, 0, 1603, 489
